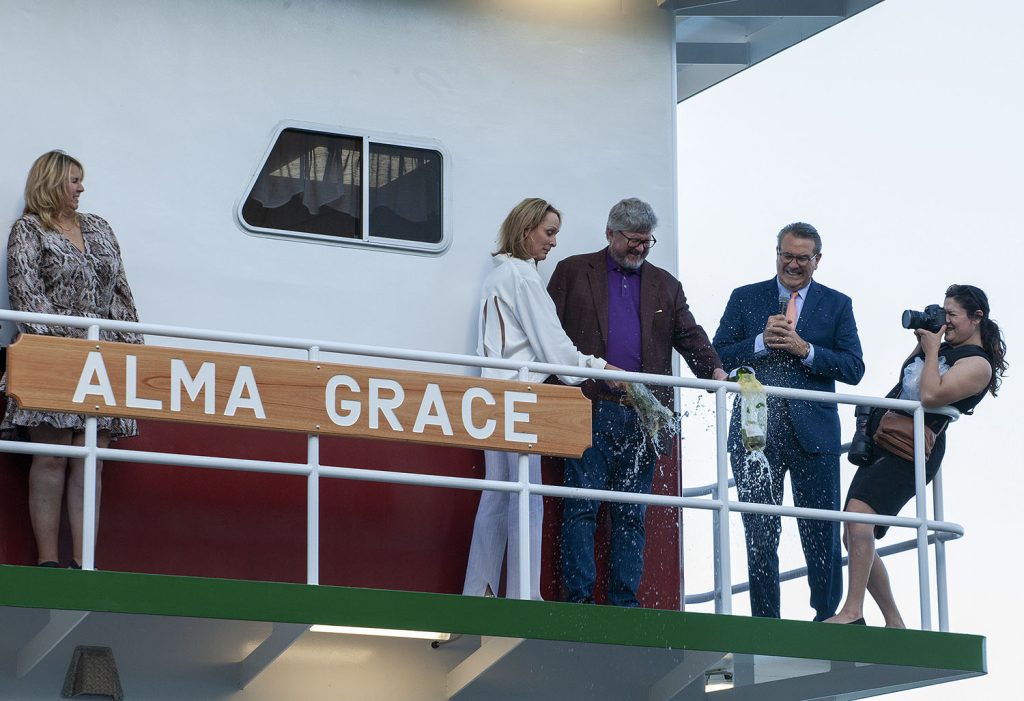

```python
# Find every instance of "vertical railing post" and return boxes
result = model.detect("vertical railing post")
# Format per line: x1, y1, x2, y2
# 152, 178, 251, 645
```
913, 406, 932, 630
81, 324, 101, 571
714, 386, 732, 615
307, 346, 321, 585
516, 366, 531, 600
933, 468, 949, 632
675, 384, 686, 611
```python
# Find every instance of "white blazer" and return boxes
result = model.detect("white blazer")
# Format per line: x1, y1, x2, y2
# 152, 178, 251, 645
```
477, 254, 606, 383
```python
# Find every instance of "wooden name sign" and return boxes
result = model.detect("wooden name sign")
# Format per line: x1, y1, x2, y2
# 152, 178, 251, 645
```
5, 336, 593, 458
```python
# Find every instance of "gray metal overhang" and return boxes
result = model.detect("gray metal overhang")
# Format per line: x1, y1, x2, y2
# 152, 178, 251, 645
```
0, 566, 987, 701
661, 1, 889, 101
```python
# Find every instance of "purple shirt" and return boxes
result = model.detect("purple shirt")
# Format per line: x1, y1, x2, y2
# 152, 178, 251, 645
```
605, 250, 643, 372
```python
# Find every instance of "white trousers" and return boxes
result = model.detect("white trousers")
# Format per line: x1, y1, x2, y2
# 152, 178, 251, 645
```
462, 450, 543, 600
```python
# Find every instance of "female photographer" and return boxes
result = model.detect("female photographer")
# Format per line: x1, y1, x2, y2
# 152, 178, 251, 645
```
827, 284, 1007, 627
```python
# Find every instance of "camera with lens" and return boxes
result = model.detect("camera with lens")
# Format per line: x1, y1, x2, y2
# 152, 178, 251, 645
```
847, 404, 875, 466
901, 304, 946, 333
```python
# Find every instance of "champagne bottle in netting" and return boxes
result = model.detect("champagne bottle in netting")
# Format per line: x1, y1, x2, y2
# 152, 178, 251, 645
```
734, 366, 768, 452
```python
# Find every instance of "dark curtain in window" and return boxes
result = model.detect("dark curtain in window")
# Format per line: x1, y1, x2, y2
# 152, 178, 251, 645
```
242, 130, 362, 238
369, 143, 442, 244
242, 130, 442, 244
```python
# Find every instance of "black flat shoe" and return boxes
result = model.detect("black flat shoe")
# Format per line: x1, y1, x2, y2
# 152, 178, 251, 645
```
37, 561, 59, 568
69, 560, 81, 570
851, 617, 866, 625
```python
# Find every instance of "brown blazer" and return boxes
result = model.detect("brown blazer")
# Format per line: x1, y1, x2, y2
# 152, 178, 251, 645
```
547, 248, 722, 407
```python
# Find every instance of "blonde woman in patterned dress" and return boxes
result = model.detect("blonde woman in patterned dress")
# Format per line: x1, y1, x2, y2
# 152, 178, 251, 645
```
1, 150, 143, 568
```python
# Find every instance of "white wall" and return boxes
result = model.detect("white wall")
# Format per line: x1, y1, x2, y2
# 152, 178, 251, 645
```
0, 0, 679, 365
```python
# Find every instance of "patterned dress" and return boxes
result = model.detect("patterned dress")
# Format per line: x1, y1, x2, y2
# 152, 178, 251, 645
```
1, 212, 143, 439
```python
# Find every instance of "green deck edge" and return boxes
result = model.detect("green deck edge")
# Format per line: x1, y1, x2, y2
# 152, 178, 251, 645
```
0, 565, 985, 673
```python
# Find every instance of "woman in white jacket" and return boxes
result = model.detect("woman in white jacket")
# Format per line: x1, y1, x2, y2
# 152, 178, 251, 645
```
463, 198, 617, 600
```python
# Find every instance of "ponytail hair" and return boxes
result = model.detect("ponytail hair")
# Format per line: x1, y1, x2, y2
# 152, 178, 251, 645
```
945, 284, 1007, 396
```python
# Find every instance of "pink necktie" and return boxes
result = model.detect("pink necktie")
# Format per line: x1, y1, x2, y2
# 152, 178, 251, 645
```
786, 291, 798, 325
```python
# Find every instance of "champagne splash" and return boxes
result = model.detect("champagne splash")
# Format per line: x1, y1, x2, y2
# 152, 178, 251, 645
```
625, 383, 679, 453
738, 449, 775, 504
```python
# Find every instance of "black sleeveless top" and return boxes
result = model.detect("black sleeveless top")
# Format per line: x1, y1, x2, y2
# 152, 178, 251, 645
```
895, 343, 992, 432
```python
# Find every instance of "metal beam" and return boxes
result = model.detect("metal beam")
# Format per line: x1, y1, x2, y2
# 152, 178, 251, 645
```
665, 1, 846, 16
237, 622, 309, 689
649, 651, 728, 701
16, 609, 90, 677
732, 653, 755, 688
661, 0, 742, 11
678, 42, 750, 66
706, 662, 982, 700
447, 637, 525, 699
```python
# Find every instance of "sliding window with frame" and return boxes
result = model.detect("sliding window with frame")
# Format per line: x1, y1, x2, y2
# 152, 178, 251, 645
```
239, 123, 448, 253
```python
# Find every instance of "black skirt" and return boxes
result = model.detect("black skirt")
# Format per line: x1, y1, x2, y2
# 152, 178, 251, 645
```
844, 436, 946, 539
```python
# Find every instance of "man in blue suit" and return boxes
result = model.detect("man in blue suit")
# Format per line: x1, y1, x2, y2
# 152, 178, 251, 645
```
713, 222, 864, 621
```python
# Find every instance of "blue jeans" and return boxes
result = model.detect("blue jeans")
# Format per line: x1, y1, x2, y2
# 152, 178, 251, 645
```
561, 400, 656, 607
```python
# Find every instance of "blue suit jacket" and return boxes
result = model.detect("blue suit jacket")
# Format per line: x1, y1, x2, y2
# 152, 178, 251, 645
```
712, 278, 864, 454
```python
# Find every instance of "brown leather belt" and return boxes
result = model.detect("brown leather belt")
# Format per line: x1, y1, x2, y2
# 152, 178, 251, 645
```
596, 391, 633, 407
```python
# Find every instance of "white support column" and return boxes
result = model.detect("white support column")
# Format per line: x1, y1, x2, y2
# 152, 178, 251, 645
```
933, 469, 949, 632
81, 324, 101, 571
307, 345, 321, 586
238, 623, 309, 689
516, 366, 531, 601
675, 385, 686, 611
713, 386, 732, 615
913, 406, 932, 630
16, 610, 90, 677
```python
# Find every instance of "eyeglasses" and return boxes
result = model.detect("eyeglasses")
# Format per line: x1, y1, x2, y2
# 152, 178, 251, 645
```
777, 249, 818, 265
616, 231, 656, 248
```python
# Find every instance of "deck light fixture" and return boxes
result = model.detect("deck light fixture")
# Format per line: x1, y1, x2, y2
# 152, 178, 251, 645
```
705, 668, 734, 692
62, 646, 123, 700
309, 625, 452, 642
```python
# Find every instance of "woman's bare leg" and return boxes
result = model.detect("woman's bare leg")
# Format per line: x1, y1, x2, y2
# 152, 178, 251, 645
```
66, 430, 111, 567
865, 551, 905, 628
825, 499, 877, 623
27, 425, 74, 564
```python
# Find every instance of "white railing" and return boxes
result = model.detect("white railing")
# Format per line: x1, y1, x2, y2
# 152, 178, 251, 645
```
0, 309, 962, 631
681, 459, 960, 632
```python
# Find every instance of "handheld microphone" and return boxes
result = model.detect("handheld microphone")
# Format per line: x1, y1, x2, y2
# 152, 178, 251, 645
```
770, 295, 791, 356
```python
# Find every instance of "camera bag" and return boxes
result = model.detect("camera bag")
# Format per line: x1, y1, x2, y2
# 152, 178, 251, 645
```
847, 382, 900, 466
873, 410, 941, 462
